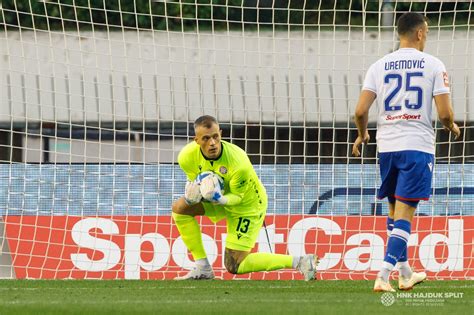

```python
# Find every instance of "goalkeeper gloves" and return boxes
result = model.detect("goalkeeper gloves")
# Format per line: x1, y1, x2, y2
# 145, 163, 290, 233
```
184, 180, 202, 205
200, 176, 227, 205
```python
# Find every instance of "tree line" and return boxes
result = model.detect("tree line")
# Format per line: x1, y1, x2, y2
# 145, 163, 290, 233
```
1, 0, 472, 31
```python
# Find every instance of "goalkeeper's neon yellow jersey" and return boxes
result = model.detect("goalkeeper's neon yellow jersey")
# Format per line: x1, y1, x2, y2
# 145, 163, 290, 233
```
178, 140, 267, 214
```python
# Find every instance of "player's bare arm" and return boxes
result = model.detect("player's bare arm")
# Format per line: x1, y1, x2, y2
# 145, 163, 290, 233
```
352, 90, 377, 157
434, 93, 461, 139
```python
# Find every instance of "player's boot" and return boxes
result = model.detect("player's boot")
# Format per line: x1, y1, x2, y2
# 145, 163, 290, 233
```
373, 277, 396, 292
398, 271, 427, 290
174, 266, 215, 280
296, 254, 318, 281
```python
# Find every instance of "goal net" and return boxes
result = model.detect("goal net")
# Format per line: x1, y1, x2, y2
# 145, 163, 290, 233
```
0, 0, 472, 280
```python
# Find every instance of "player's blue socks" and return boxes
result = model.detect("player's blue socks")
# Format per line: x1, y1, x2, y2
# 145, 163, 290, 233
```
386, 217, 394, 235
379, 219, 411, 281
386, 217, 412, 278
385, 219, 411, 266
398, 247, 408, 262
386, 217, 407, 262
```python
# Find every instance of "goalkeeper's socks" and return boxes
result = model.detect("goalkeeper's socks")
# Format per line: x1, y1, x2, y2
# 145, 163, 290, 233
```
172, 212, 207, 261
292, 256, 301, 269
236, 253, 293, 274
195, 258, 211, 269
379, 219, 411, 282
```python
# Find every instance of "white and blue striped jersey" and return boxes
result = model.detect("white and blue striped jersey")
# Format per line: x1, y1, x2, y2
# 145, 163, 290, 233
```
363, 48, 450, 154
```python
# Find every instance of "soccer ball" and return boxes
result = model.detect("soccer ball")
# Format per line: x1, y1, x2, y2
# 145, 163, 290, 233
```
196, 171, 225, 198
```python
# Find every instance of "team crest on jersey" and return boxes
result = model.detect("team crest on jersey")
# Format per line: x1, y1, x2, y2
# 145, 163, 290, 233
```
443, 72, 450, 87
219, 166, 228, 174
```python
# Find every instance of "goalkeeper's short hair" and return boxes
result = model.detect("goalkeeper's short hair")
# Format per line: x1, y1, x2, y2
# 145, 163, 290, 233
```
194, 115, 218, 130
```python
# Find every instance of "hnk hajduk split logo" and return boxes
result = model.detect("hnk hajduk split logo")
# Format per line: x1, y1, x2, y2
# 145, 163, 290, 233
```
380, 291, 464, 307
380, 293, 396, 306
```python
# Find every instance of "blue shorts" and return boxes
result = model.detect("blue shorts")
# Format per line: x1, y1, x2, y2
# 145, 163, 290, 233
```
377, 150, 434, 202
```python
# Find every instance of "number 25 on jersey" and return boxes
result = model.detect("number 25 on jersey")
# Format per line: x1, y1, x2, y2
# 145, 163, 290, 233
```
384, 72, 423, 111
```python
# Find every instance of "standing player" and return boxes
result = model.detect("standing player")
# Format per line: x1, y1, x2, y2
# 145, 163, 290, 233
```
172, 115, 317, 280
352, 12, 460, 292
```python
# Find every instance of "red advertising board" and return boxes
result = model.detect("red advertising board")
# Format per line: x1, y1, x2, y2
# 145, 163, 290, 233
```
3, 215, 473, 280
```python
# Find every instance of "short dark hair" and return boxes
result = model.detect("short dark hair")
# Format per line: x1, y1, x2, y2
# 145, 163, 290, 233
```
397, 12, 427, 36
194, 115, 218, 129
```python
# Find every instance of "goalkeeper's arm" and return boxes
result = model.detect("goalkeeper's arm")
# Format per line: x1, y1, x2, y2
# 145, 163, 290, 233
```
200, 184, 243, 206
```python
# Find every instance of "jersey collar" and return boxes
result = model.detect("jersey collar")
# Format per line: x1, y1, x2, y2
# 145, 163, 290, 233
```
200, 142, 224, 161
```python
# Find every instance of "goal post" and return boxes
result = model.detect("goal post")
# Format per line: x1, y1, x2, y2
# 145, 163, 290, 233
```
0, 1, 472, 280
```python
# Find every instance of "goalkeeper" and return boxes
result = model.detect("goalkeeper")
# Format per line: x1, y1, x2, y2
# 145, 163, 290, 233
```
172, 115, 317, 280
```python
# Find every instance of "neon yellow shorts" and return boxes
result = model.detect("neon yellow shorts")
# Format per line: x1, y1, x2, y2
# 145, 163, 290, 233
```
202, 202, 266, 252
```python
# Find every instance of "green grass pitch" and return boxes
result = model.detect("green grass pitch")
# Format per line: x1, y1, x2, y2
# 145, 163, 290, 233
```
0, 280, 471, 314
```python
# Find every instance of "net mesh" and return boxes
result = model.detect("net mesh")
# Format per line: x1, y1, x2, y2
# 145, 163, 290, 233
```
0, 0, 472, 280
